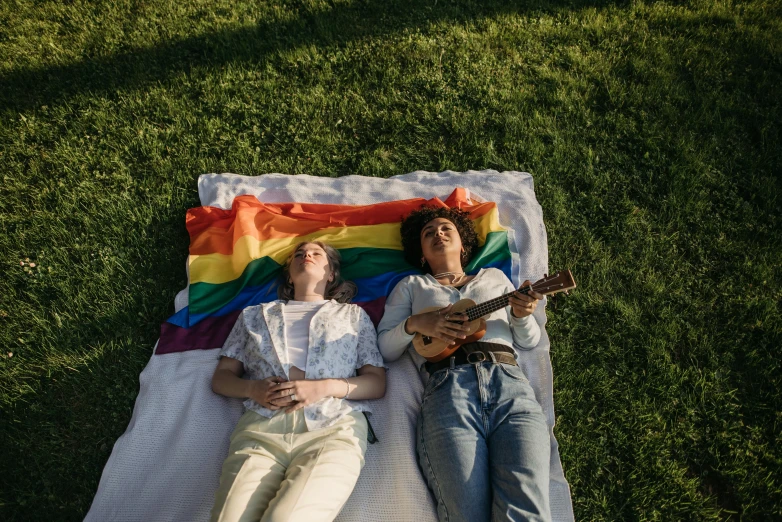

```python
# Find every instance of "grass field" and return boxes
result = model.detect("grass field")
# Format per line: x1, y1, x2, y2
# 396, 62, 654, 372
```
1, 0, 780, 520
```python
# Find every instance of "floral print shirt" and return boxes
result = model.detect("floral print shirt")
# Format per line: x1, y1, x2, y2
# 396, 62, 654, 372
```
219, 300, 386, 430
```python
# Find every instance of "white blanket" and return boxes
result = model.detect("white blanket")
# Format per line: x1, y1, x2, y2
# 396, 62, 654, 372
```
85, 170, 574, 522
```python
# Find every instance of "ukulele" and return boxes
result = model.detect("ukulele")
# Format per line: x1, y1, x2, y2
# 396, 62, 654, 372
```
413, 270, 577, 362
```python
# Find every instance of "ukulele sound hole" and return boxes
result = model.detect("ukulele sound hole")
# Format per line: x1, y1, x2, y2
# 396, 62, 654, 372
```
422, 335, 432, 345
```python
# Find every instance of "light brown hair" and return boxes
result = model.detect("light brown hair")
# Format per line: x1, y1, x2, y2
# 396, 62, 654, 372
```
277, 241, 357, 303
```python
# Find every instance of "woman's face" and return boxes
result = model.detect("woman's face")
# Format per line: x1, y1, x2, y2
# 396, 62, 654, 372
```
420, 217, 463, 263
289, 243, 332, 286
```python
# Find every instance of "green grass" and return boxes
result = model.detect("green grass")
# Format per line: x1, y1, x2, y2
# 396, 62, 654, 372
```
1, 0, 780, 519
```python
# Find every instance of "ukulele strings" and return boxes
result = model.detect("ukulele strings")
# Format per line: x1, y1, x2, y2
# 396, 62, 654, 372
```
464, 285, 535, 321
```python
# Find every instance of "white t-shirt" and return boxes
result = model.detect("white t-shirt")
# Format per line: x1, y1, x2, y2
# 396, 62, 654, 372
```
219, 300, 386, 430
283, 300, 328, 373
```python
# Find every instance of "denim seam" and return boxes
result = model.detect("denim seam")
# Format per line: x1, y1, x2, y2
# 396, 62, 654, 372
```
423, 369, 450, 400
498, 362, 529, 383
419, 401, 450, 522
476, 364, 491, 435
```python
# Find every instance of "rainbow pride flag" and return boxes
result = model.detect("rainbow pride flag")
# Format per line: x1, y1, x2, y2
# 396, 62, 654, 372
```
157, 188, 513, 355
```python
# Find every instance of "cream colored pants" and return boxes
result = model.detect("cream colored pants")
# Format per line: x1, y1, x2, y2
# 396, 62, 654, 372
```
210, 409, 368, 522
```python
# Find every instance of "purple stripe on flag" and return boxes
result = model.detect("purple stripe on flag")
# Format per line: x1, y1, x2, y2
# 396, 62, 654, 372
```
157, 311, 241, 355
157, 297, 390, 356
355, 296, 387, 327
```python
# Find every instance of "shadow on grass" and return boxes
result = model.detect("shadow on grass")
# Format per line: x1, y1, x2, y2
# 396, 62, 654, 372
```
0, 198, 192, 521
0, 0, 628, 115
2, 0, 780, 519
0, 339, 154, 521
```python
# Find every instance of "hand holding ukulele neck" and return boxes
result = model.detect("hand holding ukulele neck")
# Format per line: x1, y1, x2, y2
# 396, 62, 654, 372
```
412, 270, 577, 362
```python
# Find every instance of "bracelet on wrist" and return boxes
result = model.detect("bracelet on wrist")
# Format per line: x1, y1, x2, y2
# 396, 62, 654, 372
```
341, 377, 350, 399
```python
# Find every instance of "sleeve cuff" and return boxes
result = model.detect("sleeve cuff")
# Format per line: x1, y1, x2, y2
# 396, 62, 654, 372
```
396, 318, 416, 344
509, 312, 535, 328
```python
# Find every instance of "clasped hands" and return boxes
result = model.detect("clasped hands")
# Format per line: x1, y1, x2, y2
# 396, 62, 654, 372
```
248, 376, 331, 413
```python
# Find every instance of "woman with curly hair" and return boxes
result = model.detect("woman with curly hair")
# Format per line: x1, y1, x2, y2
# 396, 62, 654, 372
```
378, 207, 551, 522
210, 241, 386, 522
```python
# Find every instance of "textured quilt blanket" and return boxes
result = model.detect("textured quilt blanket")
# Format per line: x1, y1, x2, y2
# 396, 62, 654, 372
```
85, 170, 574, 522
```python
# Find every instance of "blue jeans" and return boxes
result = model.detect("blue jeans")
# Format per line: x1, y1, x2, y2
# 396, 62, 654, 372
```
417, 360, 551, 522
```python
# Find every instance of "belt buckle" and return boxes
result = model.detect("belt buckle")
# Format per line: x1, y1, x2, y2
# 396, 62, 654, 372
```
466, 351, 486, 364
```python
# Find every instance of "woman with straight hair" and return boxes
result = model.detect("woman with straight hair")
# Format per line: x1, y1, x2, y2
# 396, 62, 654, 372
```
210, 241, 386, 522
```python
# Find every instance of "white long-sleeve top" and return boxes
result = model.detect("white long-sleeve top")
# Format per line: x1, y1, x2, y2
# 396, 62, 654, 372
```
377, 268, 541, 370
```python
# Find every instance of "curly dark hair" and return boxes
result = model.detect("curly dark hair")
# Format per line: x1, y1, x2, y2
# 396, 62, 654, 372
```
400, 206, 479, 273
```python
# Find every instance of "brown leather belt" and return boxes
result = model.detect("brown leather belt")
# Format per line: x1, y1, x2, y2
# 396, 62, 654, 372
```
424, 342, 517, 375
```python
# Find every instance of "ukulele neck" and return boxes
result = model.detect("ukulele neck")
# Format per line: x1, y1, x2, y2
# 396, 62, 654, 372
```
464, 286, 531, 321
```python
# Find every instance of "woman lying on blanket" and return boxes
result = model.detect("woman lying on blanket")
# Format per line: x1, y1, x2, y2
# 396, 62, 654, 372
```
210, 241, 386, 522
378, 207, 551, 522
